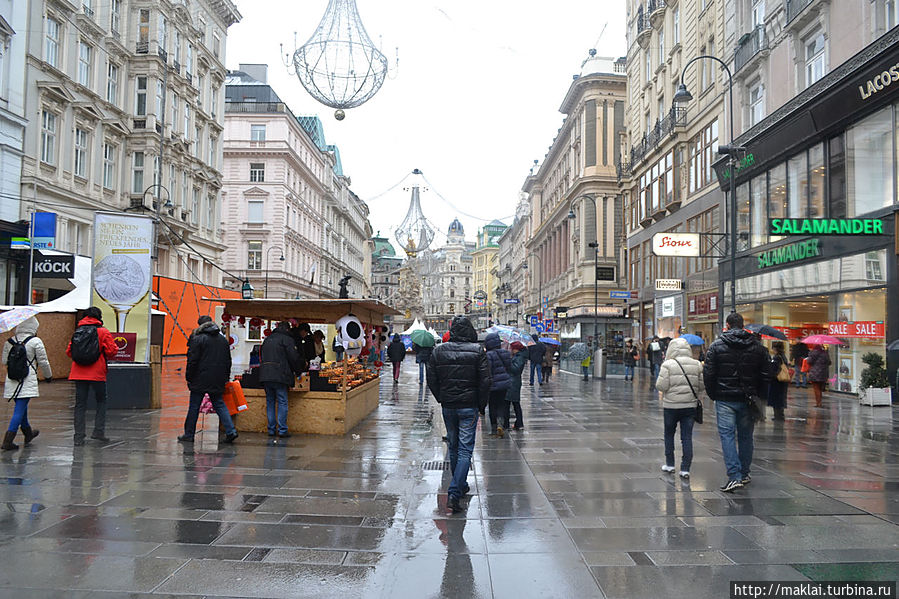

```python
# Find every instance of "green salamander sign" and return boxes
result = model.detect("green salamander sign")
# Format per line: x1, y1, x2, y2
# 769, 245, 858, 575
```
769, 218, 884, 236
758, 239, 821, 269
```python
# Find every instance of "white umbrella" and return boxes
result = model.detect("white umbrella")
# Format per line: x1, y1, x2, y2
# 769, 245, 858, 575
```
0, 306, 40, 334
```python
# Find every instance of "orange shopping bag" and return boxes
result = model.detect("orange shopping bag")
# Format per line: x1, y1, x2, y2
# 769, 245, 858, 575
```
222, 380, 248, 416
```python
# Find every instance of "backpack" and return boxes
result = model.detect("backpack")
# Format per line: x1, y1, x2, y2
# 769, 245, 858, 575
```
70, 325, 101, 366
6, 335, 36, 381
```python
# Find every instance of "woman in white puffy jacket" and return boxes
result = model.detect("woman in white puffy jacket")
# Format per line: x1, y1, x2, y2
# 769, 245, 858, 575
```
655, 337, 704, 478
1, 317, 52, 450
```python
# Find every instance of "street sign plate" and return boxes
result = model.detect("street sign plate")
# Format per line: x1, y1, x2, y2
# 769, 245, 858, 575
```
535, 323, 545, 333
609, 291, 630, 299
655, 279, 684, 291
529, 315, 538, 326
503, 298, 520, 304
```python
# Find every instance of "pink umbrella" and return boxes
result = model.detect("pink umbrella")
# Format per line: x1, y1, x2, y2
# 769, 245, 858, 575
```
800, 334, 846, 346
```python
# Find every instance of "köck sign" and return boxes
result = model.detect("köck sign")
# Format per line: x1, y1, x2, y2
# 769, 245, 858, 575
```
827, 321, 885, 338
32, 251, 74, 279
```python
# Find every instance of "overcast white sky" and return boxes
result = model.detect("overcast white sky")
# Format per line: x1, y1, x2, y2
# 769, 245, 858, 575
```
227, 1, 626, 251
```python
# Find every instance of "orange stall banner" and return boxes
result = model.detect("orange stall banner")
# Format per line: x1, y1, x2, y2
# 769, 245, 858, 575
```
153, 276, 241, 356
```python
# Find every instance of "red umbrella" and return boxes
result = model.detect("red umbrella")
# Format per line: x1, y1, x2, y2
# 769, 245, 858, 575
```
800, 334, 846, 346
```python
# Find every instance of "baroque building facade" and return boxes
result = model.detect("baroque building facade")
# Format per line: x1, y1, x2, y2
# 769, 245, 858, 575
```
222, 64, 371, 300
419, 218, 474, 331
21, 0, 240, 296
524, 52, 630, 369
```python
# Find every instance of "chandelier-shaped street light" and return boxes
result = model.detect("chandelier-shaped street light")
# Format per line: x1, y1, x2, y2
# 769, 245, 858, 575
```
282, 0, 392, 120
395, 169, 435, 257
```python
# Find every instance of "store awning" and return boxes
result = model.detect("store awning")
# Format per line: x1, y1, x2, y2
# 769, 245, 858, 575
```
212, 298, 400, 325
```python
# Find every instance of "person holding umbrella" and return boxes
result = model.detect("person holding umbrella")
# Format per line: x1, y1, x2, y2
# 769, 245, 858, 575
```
807, 344, 831, 408
410, 329, 435, 386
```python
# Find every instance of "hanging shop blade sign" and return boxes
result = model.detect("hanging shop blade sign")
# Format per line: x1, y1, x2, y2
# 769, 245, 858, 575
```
768, 218, 884, 236
32, 251, 74, 279
652, 232, 700, 257
655, 279, 683, 291
757, 239, 820, 269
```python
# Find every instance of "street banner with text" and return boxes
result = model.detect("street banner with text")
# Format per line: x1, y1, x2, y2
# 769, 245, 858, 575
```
91, 212, 153, 363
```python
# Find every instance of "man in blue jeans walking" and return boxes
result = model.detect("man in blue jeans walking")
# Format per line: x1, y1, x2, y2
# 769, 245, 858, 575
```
427, 315, 491, 514
703, 312, 771, 492
528, 335, 546, 385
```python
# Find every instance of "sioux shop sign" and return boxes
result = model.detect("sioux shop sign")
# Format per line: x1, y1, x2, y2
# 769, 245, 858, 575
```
32, 251, 74, 279
757, 239, 820, 269
828, 321, 885, 338
652, 232, 700, 257
768, 218, 884, 236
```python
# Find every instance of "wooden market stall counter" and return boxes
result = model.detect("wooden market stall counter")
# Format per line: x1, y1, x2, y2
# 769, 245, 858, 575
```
210, 298, 399, 436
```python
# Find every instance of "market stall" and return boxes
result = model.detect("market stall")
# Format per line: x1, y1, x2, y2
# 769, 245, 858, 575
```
215, 298, 399, 435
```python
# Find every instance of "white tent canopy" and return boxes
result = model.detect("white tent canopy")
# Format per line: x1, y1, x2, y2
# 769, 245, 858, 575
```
400, 318, 426, 335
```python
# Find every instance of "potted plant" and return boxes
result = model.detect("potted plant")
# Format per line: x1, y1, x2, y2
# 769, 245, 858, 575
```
859, 352, 891, 406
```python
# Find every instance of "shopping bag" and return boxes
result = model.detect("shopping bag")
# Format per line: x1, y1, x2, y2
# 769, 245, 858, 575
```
800, 358, 810, 373
222, 380, 248, 416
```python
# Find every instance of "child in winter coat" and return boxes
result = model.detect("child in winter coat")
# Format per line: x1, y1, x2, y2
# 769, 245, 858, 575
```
484, 333, 512, 437
1, 317, 52, 450
506, 341, 527, 429
655, 337, 705, 478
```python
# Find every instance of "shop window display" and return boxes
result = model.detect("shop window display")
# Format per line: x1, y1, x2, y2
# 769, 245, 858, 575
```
846, 105, 893, 216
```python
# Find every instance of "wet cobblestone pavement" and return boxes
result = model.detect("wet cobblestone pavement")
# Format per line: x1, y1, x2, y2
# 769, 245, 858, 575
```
0, 358, 897, 597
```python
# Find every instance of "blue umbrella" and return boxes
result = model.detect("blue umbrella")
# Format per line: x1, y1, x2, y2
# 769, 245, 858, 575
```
680, 334, 705, 346
539, 337, 560, 345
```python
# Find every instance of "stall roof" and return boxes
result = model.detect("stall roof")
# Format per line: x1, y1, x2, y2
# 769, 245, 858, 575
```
212, 298, 400, 324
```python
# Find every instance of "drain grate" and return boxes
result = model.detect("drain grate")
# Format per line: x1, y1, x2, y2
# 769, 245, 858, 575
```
421, 461, 451, 471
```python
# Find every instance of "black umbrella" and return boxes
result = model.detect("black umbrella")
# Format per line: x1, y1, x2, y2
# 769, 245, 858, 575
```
745, 323, 788, 340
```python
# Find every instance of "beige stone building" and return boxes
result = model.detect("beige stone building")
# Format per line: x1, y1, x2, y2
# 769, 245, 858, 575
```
494, 195, 530, 327
523, 52, 630, 368
619, 0, 727, 344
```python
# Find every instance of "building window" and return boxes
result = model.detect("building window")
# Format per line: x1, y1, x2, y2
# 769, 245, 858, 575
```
688, 120, 718, 193
736, 182, 750, 251
805, 32, 826, 88
110, 0, 120, 34
212, 32, 221, 59
886, 0, 899, 30
77, 41, 92, 86
74, 128, 88, 178
207, 194, 215, 230
248, 200, 264, 223
186, 44, 194, 78
749, 81, 764, 126
250, 163, 265, 182
750, 173, 767, 247
157, 14, 167, 51
865, 251, 884, 280
192, 188, 199, 224
45, 16, 59, 68
197, 74, 204, 109
672, 7, 680, 44
751, 0, 765, 27
787, 150, 809, 219
251, 124, 266, 141
658, 28, 665, 64
208, 135, 216, 166
170, 94, 178, 133
135, 75, 147, 116
247, 241, 262, 270
845, 105, 893, 216
138, 9, 149, 46
102, 143, 116, 189
106, 62, 118, 103
132, 152, 144, 193
183, 103, 190, 138
768, 162, 787, 243
40, 110, 56, 165
644, 51, 651, 81
211, 87, 218, 119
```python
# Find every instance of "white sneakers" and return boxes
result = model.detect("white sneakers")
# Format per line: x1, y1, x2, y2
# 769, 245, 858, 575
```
679, 471, 690, 479
661, 464, 675, 473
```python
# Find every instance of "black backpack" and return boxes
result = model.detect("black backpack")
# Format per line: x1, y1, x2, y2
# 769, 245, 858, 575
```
6, 335, 35, 381
70, 325, 101, 366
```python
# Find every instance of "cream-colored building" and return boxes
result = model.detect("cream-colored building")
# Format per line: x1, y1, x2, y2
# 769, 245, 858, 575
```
21, 0, 240, 292
494, 195, 530, 326
222, 65, 371, 299
524, 52, 629, 361
470, 219, 507, 329
619, 0, 726, 344
420, 219, 474, 331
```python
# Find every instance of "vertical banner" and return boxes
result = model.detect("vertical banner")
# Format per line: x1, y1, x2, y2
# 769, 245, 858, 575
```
91, 212, 153, 363
32, 212, 57, 249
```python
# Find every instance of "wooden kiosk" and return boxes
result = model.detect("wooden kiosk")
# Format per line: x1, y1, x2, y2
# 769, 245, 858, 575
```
218, 298, 399, 436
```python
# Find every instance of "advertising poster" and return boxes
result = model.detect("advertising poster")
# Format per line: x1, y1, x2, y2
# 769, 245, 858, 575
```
91, 212, 153, 363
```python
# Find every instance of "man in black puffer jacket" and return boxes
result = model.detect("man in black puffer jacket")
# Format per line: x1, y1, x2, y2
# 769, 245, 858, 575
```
427, 315, 491, 513
703, 312, 771, 493
484, 332, 512, 437
180, 316, 238, 444
260, 321, 305, 438
528, 334, 546, 385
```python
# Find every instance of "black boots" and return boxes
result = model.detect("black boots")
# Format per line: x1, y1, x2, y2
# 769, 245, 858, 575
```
21, 426, 39, 445
1, 430, 18, 450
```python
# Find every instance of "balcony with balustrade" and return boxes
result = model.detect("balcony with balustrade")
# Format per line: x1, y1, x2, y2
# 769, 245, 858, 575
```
636, 9, 652, 49
734, 25, 768, 75
648, 0, 666, 28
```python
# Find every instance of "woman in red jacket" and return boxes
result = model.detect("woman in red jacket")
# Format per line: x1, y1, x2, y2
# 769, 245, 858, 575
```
66, 307, 118, 446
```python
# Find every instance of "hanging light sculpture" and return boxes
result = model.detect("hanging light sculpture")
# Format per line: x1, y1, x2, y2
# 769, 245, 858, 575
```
395, 171, 435, 257
287, 0, 389, 119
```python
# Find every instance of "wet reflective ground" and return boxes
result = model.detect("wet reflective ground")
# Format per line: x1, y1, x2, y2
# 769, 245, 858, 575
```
0, 359, 897, 597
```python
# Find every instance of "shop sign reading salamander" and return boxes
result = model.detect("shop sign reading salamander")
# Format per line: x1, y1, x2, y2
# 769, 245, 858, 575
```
769, 218, 884, 236
757, 239, 821, 269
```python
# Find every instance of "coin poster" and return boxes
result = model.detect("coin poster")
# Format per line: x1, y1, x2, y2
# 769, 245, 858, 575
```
91, 212, 153, 363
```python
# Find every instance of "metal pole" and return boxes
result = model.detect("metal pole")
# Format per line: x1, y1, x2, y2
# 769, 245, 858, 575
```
594, 242, 598, 373
26, 212, 34, 305
728, 78, 737, 314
